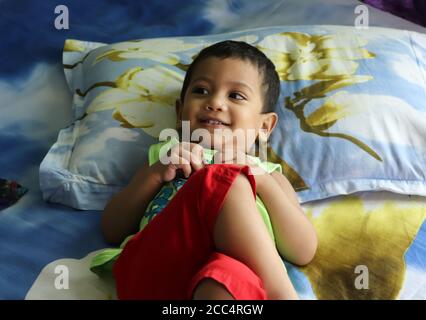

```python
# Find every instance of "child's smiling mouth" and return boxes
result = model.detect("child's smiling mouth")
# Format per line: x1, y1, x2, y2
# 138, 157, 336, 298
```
199, 116, 231, 127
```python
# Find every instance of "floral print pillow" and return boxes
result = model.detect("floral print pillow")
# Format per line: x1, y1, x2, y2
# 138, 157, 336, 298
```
40, 25, 426, 209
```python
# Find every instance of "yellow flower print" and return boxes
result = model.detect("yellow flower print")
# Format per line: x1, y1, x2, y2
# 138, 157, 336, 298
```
64, 39, 86, 52
257, 32, 375, 80
305, 90, 365, 128
86, 66, 184, 138
301, 196, 426, 299
93, 38, 198, 65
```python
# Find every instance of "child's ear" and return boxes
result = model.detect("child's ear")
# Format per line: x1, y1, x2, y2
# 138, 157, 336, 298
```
260, 112, 278, 139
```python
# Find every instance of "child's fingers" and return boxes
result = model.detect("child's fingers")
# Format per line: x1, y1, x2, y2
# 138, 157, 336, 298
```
178, 142, 204, 171
190, 157, 204, 172
177, 146, 192, 178
177, 162, 192, 178
189, 143, 205, 165
188, 143, 205, 170
169, 153, 190, 167
173, 155, 192, 178
179, 148, 199, 168
167, 143, 205, 177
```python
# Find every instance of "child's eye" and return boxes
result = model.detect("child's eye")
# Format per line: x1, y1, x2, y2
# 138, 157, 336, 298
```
192, 87, 209, 95
229, 92, 246, 100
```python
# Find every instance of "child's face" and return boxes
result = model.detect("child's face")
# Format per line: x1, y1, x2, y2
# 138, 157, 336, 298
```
176, 57, 276, 152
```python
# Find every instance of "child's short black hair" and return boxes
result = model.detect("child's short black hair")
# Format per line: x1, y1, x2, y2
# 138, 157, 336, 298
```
180, 40, 281, 114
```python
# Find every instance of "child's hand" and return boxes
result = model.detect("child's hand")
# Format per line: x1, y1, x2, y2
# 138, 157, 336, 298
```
152, 142, 206, 182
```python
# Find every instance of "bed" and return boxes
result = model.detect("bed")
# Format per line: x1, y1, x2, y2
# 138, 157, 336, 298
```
1, 0, 425, 300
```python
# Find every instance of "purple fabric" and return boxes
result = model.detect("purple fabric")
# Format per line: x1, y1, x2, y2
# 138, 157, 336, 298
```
362, 0, 426, 27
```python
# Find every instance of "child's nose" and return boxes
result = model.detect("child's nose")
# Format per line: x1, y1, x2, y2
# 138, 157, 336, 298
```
206, 95, 226, 111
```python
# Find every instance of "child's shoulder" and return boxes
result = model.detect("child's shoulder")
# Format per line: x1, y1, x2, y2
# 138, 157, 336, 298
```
247, 154, 282, 174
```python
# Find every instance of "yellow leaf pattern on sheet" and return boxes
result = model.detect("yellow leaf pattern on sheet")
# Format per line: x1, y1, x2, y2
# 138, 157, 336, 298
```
300, 197, 426, 299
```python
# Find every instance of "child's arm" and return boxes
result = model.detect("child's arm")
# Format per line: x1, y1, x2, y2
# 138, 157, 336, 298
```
101, 162, 164, 244
101, 142, 205, 244
256, 171, 318, 266
213, 149, 317, 265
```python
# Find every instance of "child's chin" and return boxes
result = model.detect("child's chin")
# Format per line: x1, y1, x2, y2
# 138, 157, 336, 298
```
195, 138, 222, 151
202, 135, 233, 151
198, 136, 252, 151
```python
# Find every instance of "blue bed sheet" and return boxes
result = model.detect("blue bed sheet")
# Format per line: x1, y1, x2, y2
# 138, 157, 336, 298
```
1, 0, 425, 299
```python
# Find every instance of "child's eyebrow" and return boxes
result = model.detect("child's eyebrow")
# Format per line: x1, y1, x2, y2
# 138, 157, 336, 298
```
191, 76, 253, 94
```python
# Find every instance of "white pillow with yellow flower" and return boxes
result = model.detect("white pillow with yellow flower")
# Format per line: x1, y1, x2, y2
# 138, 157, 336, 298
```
40, 25, 426, 210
